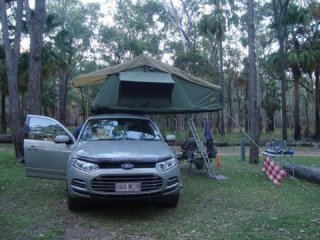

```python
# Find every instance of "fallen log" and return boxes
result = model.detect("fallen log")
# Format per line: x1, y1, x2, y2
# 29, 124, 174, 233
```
0, 134, 12, 143
283, 163, 320, 184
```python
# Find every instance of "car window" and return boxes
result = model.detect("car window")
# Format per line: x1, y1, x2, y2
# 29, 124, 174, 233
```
27, 117, 69, 142
80, 118, 160, 141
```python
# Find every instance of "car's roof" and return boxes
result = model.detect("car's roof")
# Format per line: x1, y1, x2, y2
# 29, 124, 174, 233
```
86, 113, 149, 121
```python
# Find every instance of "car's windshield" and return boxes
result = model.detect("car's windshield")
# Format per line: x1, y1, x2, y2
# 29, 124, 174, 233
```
80, 118, 160, 141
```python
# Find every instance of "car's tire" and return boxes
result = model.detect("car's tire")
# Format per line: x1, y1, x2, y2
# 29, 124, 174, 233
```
161, 193, 180, 208
67, 192, 83, 211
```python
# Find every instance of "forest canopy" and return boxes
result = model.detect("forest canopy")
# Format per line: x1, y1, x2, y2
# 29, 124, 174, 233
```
0, 0, 319, 160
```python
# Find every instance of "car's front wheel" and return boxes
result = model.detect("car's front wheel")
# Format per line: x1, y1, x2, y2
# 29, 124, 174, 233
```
67, 191, 83, 211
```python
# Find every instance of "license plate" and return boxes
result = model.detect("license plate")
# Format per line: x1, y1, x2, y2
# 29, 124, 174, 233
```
115, 182, 141, 192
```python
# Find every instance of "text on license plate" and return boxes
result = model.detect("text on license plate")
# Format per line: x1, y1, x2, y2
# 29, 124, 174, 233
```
115, 182, 141, 192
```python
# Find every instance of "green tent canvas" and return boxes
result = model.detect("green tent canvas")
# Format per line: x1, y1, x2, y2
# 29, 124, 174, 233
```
73, 54, 222, 114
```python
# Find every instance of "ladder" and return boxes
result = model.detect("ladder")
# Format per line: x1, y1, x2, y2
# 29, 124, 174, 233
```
187, 116, 216, 178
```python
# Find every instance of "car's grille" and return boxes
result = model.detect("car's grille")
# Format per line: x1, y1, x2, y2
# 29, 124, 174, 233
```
71, 179, 86, 188
164, 177, 179, 194
167, 177, 179, 186
98, 162, 155, 169
71, 178, 89, 196
91, 174, 163, 193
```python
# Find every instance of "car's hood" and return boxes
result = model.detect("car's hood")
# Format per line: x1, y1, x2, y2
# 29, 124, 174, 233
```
74, 140, 174, 163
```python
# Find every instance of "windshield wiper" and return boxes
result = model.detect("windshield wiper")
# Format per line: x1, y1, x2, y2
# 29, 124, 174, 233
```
141, 137, 160, 141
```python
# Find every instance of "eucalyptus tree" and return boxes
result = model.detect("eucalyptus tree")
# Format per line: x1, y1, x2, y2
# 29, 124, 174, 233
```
271, 0, 290, 140
284, 3, 311, 140
159, 0, 215, 80
314, 69, 320, 139
247, 0, 260, 163
24, 0, 46, 115
70, 60, 101, 121
160, 0, 203, 54
261, 77, 281, 132
223, 46, 244, 131
0, 0, 24, 158
39, 42, 61, 116
259, 48, 282, 135
300, 77, 314, 137
46, 0, 102, 124
99, 0, 164, 64
307, 0, 320, 139
0, 45, 7, 133
198, 0, 240, 136
199, 10, 226, 134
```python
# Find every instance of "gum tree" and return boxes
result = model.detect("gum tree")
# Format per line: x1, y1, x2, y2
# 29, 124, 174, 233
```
247, 0, 260, 163
271, 0, 290, 140
0, 0, 24, 159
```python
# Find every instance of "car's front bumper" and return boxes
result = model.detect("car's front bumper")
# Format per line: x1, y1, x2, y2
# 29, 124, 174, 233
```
67, 166, 181, 200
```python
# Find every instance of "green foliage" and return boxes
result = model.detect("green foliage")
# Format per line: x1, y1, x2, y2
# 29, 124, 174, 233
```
44, 13, 61, 34
199, 13, 226, 40
2, 0, 318, 138
174, 50, 216, 80
261, 79, 281, 114
199, 0, 239, 42
284, 3, 311, 26
46, 0, 102, 61
98, 0, 165, 63
54, 30, 74, 57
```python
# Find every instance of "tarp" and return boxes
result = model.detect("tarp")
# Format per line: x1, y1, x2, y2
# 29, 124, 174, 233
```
73, 54, 222, 114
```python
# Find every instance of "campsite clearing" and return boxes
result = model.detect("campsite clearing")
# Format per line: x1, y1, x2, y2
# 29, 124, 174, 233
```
1, 144, 320, 239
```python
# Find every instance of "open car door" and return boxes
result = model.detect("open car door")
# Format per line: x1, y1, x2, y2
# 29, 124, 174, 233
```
24, 115, 76, 180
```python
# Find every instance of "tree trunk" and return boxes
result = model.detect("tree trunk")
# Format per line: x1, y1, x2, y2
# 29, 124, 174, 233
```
247, 0, 260, 164
79, 87, 87, 123
0, 90, 6, 134
236, 92, 242, 128
266, 110, 275, 132
272, 0, 290, 141
303, 94, 311, 137
25, 0, 46, 115
314, 71, 320, 139
58, 70, 68, 125
227, 74, 232, 132
293, 68, 301, 140
244, 91, 249, 132
0, 0, 25, 159
284, 163, 320, 184
279, 36, 288, 140
218, 39, 225, 136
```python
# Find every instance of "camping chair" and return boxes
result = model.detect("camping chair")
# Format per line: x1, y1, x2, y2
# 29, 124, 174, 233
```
180, 138, 217, 170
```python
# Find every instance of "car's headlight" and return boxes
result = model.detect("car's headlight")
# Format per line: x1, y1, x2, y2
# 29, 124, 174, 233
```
156, 157, 178, 171
72, 158, 99, 172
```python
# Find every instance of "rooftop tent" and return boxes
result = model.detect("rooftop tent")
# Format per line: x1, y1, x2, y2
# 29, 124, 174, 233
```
73, 54, 222, 114
118, 71, 175, 106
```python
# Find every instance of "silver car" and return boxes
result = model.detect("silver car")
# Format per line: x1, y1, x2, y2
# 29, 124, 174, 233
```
24, 114, 181, 210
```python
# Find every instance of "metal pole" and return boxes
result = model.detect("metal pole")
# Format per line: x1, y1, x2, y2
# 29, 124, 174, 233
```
240, 137, 246, 161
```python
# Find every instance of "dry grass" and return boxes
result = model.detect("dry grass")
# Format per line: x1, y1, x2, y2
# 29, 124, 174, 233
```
1, 145, 320, 239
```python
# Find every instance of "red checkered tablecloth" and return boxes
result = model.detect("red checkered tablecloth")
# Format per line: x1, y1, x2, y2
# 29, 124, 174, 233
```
262, 156, 287, 185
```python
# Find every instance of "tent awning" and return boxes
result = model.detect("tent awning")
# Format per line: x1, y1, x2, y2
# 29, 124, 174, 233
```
72, 54, 220, 91
119, 72, 174, 84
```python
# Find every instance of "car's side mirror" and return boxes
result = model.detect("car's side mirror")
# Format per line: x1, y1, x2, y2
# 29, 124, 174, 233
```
54, 135, 71, 144
165, 134, 176, 143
